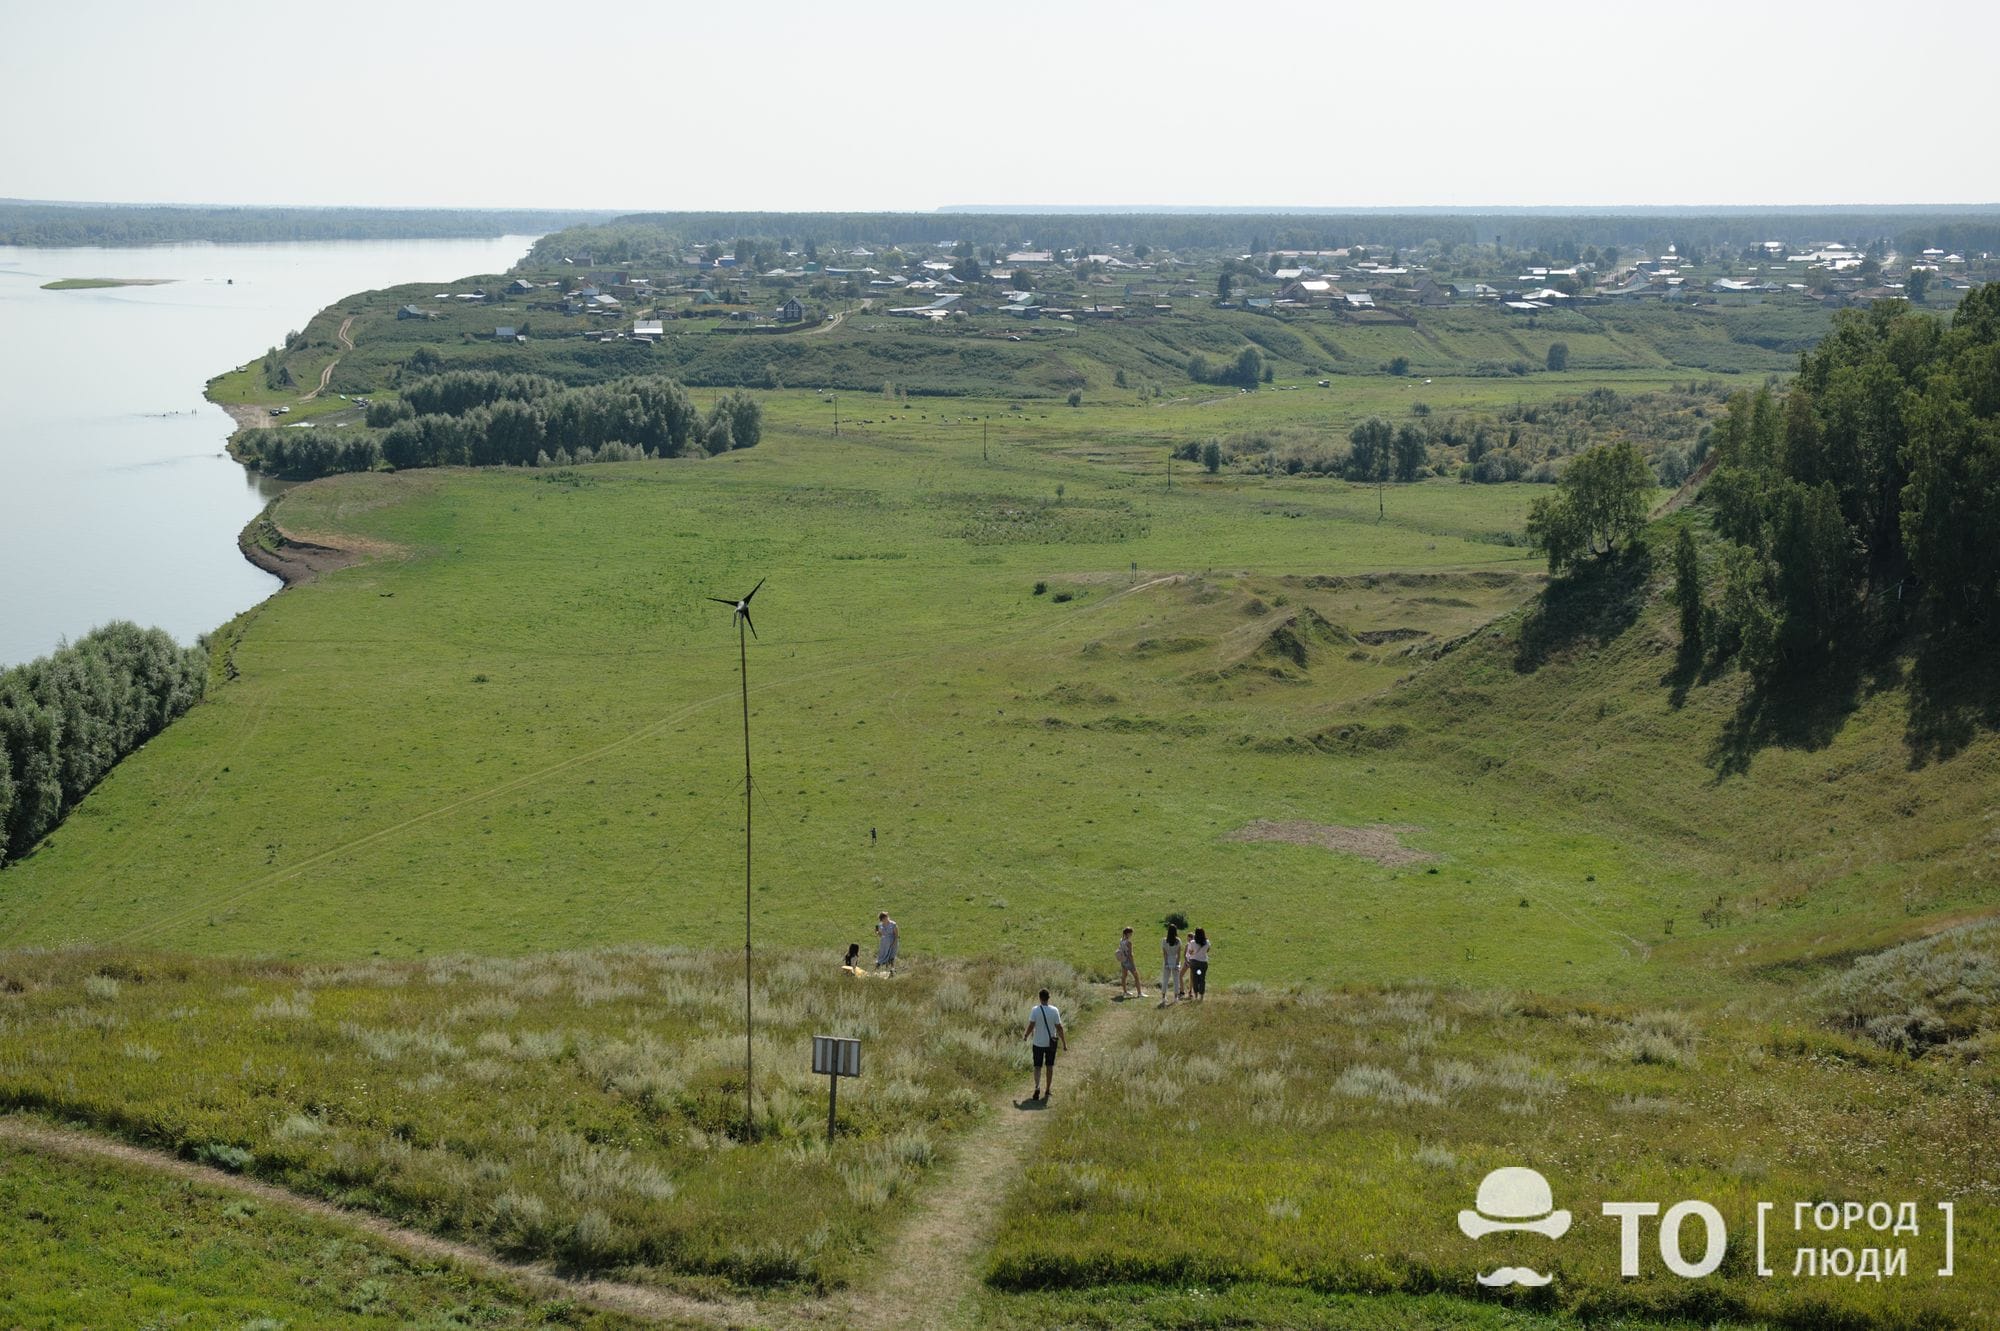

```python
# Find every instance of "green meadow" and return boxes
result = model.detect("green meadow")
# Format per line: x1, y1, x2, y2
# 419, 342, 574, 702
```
0, 405, 1641, 998
987, 986, 1996, 1328
0, 947, 1087, 1292
5, 394, 1990, 1013
4, 357, 1998, 1327
0, 1141, 652, 1330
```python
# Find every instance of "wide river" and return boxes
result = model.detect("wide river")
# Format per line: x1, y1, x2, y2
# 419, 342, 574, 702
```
0, 235, 538, 667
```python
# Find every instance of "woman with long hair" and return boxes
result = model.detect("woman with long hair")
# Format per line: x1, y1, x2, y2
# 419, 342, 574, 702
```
1186, 927, 1210, 1001
1160, 923, 1181, 1007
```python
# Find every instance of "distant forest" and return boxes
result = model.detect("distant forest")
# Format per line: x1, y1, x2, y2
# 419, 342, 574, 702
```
0, 202, 614, 247
9, 202, 1996, 256
535, 209, 2000, 262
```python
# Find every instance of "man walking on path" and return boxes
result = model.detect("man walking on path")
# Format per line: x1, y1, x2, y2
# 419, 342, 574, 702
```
1115, 927, 1145, 998
1024, 987, 1067, 1101
875, 911, 899, 974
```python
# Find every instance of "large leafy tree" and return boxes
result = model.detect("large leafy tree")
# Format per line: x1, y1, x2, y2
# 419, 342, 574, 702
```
1525, 441, 1653, 573
1702, 285, 2000, 673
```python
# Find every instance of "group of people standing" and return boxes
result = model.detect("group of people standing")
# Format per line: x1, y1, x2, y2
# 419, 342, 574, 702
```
840, 911, 899, 976
1116, 922, 1211, 1006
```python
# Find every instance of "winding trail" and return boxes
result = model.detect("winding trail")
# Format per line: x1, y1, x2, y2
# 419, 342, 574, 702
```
816, 995, 1141, 1330
0, 994, 1145, 1330
301, 314, 355, 401
0, 1116, 757, 1328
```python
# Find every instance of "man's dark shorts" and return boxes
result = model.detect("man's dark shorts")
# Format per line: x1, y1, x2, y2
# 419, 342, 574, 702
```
1032, 1044, 1057, 1069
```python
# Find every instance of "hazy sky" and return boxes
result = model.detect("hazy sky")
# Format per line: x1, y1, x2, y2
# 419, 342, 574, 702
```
5, 0, 1995, 212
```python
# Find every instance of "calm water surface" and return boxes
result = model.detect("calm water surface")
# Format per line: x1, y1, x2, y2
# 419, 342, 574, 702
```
0, 235, 537, 667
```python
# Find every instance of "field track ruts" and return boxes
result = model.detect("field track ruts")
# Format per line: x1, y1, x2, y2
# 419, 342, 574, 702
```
1, 996, 1145, 1330
300, 315, 354, 400
0, 1115, 756, 1328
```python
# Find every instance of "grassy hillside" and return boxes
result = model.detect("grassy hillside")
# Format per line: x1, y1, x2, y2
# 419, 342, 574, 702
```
0, 947, 1087, 1291
987, 986, 1995, 1327
220, 273, 1819, 412
3, 403, 1992, 1015
0, 1141, 648, 1330
1347, 512, 2000, 1013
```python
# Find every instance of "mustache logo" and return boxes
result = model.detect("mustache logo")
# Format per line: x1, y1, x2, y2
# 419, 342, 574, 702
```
1476, 1266, 1553, 1287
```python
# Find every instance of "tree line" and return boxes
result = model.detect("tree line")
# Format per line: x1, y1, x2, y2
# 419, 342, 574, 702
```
1520, 290, 2000, 677
1698, 288, 2000, 673
235, 372, 762, 479
0, 204, 607, 248
0, 624, 206, 865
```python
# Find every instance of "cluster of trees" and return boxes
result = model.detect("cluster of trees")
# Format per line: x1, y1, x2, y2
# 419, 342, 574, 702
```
381, 375, 759, 470
1344, 417, 1430, 483
1209, 387, 1715, 487
399, 370, 563, 417
1699, 288, 2000, 671
0, 624, 206, 865
1186, 347, 1267, 389
1426, 386, 1718, 485
237, 372, 763, 479
235, 431, 384, 480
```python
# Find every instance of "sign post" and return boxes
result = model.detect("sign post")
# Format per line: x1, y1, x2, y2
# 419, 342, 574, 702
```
811, 1035, 861, 1142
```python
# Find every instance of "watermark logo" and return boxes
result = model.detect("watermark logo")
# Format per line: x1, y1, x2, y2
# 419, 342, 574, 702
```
1455, 1165, 1958, 1291
1458, 1166, 1570, 1287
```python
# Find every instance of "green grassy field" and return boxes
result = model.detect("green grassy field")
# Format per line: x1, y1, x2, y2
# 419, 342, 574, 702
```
0, 947, 1087, 1292
986, 986, 1995, 1327
6, 306, 1998, 1326
0, 1141, 649, 1330
3, 401, 1991, 1014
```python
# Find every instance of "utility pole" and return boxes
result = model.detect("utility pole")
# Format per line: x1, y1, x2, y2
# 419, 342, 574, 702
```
1166, 449, 1173, 491
738, 615, 752, 1139
983, 417, 988, 462
707, 580, 765, 1141
833, 397, 839, 437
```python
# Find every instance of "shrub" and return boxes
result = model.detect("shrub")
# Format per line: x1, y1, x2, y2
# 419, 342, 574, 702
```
196, 1142, 255, 1172
1815, 923, 2000, 1055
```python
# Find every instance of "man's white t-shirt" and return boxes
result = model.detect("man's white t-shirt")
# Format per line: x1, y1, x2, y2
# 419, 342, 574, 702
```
1029, 1003, 1062, 1047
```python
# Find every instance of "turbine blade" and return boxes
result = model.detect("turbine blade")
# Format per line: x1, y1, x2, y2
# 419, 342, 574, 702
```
707, 597, 738, 607
741, 608, 757, 639
742, 577, 767, 604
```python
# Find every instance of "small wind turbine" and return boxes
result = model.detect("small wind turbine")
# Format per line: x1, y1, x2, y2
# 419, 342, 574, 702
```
708, 576, 764, 1139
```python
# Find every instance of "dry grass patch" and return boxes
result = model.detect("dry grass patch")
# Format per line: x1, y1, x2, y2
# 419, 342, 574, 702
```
1225, 819, 1439, 867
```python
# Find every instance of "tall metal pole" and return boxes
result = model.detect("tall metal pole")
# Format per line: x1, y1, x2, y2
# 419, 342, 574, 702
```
739, 615, 753, 1140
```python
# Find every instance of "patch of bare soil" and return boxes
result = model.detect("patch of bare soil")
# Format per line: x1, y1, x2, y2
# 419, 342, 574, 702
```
1226, 819, 1438, 867
237, 506, 399, 588
220, 401, 272, 430
811, 997, 1142, 1330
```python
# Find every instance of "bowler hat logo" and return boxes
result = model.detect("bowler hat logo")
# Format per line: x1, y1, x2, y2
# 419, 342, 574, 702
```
1459, 1166, 1570, 1287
